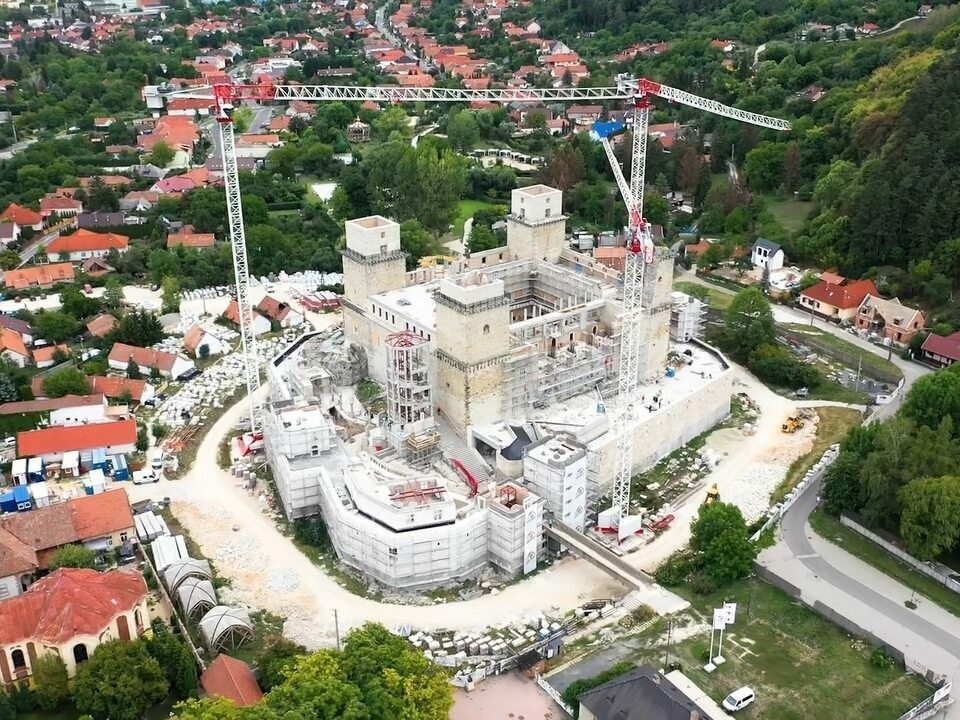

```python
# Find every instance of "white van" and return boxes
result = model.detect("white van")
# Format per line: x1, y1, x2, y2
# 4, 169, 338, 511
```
150, 449, 164, 472
722, 687, 755, 712
132, 469, 159, 485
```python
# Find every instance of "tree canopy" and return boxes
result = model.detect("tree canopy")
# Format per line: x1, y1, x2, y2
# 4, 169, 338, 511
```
42, 367, 91, 398
74, 640, 169, 720
690, 502, 757, 586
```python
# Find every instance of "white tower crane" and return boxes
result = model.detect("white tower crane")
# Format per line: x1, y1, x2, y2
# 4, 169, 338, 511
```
202, 79, 790, 512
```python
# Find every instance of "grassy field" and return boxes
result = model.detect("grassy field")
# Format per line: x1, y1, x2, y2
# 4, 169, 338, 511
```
674, 280, 734, 310
452, 199, 497, 239
802, 376, 870, 404
783, 323, 903, 381
608, 578, 932, 719
811, 511, 960, 618
771, 407, 862, 503
764, 196, 814, 233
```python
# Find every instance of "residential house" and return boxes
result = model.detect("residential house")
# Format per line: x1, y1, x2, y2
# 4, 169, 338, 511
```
0, 329, 29, 368
799, 277, 879, 322
751, 238, 784, 271
577, 665, 730, 720
93, 117, 114, 128
0, 223, 18, 245
0, 567, 148, 681
119, 191, 160, 213
46, 229, 128, 262
921, 332, 960, 369
565, 105, 602, 126
854, 295, 925, 346
0, 204, 43, 232
31, 344, 68, 369
183, 324, 230, 357
200, 655, 264, 707
87, 376, 155, 405
167, 232, 216, 249
107, 342, 195, 380
235, 134, 283, 160
593, 246, 626, 273
648, 122, 684, 150
710, 38, 737, 52
800, 84, 826, 103
859, 22, 880, 34
77, 212, 126, 229
682, 240, 716, 260
151, 176, 199, 195
86, 314, 117, 338
17, 418, 138, 463
257, 296, 304, 328
204, 156, 259, 177
0, 394, 108, 426
165, 97, 214, 119
222, 300, 271, 335
39, 196, 83, 220
0, 317, 32, 345
80, 258, 115, 277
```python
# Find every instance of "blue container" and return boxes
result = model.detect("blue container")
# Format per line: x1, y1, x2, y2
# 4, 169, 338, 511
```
0, 491, 16, 513
91, 448, 108, 471
665, 367, 677, 378
12, 485, 32, 511
110, 454, 129, 481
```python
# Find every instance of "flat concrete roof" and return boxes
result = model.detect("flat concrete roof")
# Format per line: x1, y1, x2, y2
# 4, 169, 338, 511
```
371, 282, 437, 332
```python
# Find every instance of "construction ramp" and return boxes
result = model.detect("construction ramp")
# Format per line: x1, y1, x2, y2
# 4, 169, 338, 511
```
546, 520, 689, 615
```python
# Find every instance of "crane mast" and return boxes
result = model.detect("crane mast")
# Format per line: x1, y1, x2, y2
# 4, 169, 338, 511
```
204, 77, 789, 525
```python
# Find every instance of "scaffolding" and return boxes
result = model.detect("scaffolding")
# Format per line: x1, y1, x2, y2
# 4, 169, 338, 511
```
385, 331, 440, 467
670, 291, 707, 342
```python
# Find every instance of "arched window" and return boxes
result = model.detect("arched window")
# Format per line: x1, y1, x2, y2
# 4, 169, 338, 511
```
135, 608, 143, 631
10, 649, 25, 670
482, 324, 490, 335
73, 644, 88, 665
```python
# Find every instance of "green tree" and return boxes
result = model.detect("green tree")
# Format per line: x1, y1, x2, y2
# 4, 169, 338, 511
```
49, 544, 98, 569
373, 105, 411, 140
858, 416, 916, 529
147, 140, 176, 168
900, 475, 960, 560
60, 285, 101, 320
690, 502, 757, 585
127, 359, 142, 380
232, 106, 254, 134
399, 219, 441, 269
0, 692, 14, 720
145, 627, 199, 698
74, 641, 168, 720
136, 423, 149, 452
257, 635, 307, 691
723, 286, 776, 360
104, 277, 124, 311
901, 365, 960, 436
161, 275, 181, 315
821, 451, 863, 515
743, 141, 788, 192
32, 654, 70, 711
42, 368, 90, 398
34, 311, 80, 343
111, 310, 165, 347
175, 696, 262, 720
446, 111, 480, 152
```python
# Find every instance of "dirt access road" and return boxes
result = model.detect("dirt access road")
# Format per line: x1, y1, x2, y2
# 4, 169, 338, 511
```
128, 354, 830, 650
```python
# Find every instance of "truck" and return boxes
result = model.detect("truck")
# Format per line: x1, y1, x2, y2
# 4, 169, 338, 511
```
132, 469, 159, 485
150, 448, 165, 472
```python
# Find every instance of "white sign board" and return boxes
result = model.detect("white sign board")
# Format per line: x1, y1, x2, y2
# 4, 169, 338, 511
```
713, 608, 726, 631
723, 602, 738, 625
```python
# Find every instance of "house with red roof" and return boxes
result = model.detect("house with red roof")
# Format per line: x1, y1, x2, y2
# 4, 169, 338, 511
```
86, 376, 156, 405
0, 328, 29, 368
222, 299, 271, 335
39, 195, 83, 220
107, 342, 195, 380
200, 655, 263, 707
257, 295, 304, 328
47, 229, 128, 262
183, 324, 230, 357
799, 276, 880, 323
0, 204, 43, 232
17, 418, 138, 462
3, 263, 75, 291
0, 567, 147, 680
921, 332, 960, 369
167, 232, 216, 249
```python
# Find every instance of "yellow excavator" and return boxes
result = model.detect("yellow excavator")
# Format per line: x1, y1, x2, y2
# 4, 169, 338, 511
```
704, 483, 720, 505
782, 414, 805, 433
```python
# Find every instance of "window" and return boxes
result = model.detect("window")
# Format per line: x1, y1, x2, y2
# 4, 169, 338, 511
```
433, 509, 443, 521
135, 608, 143, 631
483, 324, 490, 335
380, 244, 388, 253
545, 208, 551, 217
11, 649, 25, 670
311, 445, 319, 457
388, 547, 398, 556
120, 531, 128, 543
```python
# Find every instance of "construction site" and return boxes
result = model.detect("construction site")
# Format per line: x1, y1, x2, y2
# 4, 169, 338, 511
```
258, 182, 732, 591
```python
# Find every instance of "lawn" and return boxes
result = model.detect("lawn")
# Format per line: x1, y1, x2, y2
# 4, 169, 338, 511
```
810, 511, 960, 619
764, 196, 814, 233
802, 375, 870, 405
607, 578, 932, 719
674, 281, 734, 311
452, 199, 497, 239
782, 323, 903, 381
771, 406, 862, 503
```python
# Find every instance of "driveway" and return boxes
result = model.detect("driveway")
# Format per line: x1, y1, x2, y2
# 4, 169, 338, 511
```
760, 480, 960, 716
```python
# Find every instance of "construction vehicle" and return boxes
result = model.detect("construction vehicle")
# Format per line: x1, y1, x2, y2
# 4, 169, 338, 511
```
167, 76, 789, 535
704, 483, 720, 504
781, 415, 805, 433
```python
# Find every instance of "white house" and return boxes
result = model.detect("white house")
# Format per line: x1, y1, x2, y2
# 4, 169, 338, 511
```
751, 238, 784, 272
107, 343, 195, 380
183, 324, 231, 357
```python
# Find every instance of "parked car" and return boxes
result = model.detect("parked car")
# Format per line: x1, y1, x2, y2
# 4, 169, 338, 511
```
722, 687, 755, 712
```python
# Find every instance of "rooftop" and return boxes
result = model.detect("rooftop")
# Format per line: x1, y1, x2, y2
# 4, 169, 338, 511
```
200, 654, 263, 707
578, 665, 716, 720
349, 215, 397, 229
372, 282, 438, 333
18, 418, 137, 456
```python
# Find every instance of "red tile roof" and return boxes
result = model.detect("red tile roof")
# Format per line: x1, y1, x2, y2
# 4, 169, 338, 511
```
0, 568, 146, 645
256, 295, 296, 323
0, 526, 39, 577
0, 203, 42, 227
3, 263, 76, 290
108, 342, 179, 372
0, 327, 28, 358
921, 331, 960, 362
32, 344, 69, 365
201, 655, 264, 707
183, 324, 206, 355
87, 376, 149, 401
167, 232, 216, 249
48, 229, 129, 255
18, 418, 137, 456
801, 279, 880, 310
0, 394, 105, 415
69, 488, 135, 541
87, 314, 118, 337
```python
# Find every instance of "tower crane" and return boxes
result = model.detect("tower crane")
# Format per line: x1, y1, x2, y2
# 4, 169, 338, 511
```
197, 78, 790, 518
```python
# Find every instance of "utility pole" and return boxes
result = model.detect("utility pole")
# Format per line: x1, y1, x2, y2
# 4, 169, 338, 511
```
662, 617, 673, 669
333, 609, 341, 650
855, 355, 862, 391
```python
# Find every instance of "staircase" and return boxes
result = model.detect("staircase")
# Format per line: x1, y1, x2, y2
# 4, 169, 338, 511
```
621, 590, 649, 613
434, 418, 494, 492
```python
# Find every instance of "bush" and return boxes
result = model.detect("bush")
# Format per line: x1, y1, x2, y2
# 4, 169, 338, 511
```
688, 570, 721, 596
869, 647, 895, 669
562, 661, 635, 716
294, 516, 330, 549
653, 551, 700, 586
748, 343, 821, 390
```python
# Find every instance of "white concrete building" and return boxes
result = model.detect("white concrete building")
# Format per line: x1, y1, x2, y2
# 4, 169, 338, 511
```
751, 238, 784, 271
523, 436, 588, 533
670, 291, 706, 342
